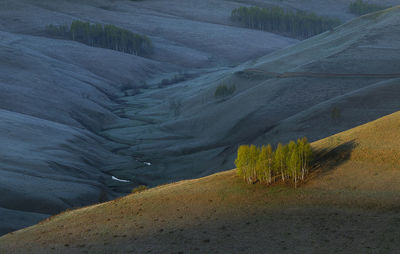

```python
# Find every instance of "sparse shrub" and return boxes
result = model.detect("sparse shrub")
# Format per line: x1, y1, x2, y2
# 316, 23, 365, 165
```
172, 74, 186, 83
169, 99, 182, 117
160, 79, 170, 87
331, 107, 341, 120
45, 20, 153, 57
214, 83, 236, 98
231, 6, 341, 39
235, 137, 313, 188
132, 185, 148, 194
139, 81, 148, 89
158, 74, 187, 88
99, 5, 116, 11
349, 0, 387, 16
120, 81, 149, 96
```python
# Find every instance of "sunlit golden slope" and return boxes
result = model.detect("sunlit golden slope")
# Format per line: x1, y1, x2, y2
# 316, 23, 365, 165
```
309, 110, 400, 192
2, 111, 400, 253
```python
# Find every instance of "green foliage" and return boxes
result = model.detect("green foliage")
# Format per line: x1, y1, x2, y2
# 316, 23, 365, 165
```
248, 145, 259, 183
287, 143, 300, 188
45, 24, 70, 38
214, 83, 236, 98
231, 6, 341, 39
235, 145, 251, 182
45, 20, 153, 57
256, 144, 274, 184
274, 143, 286, 181
349, 0, 387, 16
132, 185, 148, 194
235, 137, 313, 188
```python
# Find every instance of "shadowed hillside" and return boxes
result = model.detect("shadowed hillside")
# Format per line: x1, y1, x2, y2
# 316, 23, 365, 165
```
0, 0, 298, 235
108, 6, 400, 186
2, 111, 400, 253
1, 0, 400, 236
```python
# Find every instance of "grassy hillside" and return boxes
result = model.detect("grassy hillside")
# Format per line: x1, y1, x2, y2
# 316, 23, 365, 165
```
102, 5, 400, 191
310, 110, 400, 192
1, 0, 399, 237
0, 0, 298, 235
2, 111, 400, 253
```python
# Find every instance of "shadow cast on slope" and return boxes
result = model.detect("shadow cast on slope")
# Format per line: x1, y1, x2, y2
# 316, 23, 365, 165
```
311, 140, 358, 177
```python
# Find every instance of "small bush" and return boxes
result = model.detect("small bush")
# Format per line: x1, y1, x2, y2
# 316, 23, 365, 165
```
132, 185, 148, 194
169, 99, 182, 117
331, 107, 341, 120
158, 74, 187, 88
214, 83, 236, 98
349, 0, 387, 16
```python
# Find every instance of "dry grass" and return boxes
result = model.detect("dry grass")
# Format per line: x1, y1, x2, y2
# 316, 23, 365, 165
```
309, 111, 400, 192
2, 112, 400, 253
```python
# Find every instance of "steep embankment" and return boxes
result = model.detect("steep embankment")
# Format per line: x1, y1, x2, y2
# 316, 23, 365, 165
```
2, 111, 400, 253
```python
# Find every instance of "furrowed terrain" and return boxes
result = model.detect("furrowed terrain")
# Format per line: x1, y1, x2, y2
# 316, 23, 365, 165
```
0, 0, 297, 234
2, 111, 400, 253
1, 0, 400, 236
115, 5, 400, 185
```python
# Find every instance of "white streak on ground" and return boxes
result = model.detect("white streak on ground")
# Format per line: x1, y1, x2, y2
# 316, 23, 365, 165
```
112, 176, 130, 183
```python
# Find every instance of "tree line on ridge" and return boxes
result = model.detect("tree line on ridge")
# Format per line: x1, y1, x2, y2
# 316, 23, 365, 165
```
45, 20, 153, 57
231, 6, 341, 39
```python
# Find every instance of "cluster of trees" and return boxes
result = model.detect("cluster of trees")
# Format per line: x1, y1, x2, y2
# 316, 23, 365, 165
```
231, 6, 341, 39
349, 0, 387, 16
214, 83, 236, 98
235, 138, 313, 188
45, 20, 153, 57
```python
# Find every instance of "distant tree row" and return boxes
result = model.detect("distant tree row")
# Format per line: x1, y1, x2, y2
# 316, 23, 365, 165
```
45, 20, 153, 57
235, 137, 313, 188
349, 0, 388, 16
231, 6, 341, 39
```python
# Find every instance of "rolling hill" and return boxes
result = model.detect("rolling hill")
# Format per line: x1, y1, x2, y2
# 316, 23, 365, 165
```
109, 5, 400, 186
1, 0, 400, 237
0, 0, 297, 234
2, 110, 400, 253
